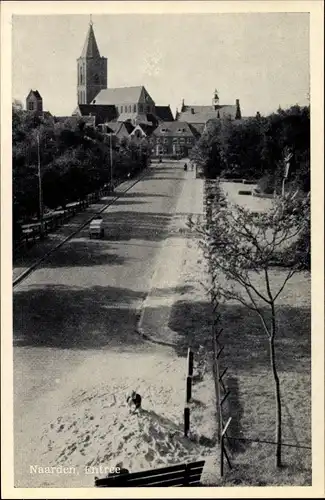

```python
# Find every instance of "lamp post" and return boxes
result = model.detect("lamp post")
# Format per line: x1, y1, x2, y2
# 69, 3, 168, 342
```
36, 132, 45, 238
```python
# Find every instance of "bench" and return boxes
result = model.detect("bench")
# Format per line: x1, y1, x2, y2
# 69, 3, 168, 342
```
94, 460, 205, 488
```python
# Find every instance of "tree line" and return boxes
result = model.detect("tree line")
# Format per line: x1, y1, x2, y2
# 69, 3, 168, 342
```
12, 107, 151, 239
190, 105, 310, 194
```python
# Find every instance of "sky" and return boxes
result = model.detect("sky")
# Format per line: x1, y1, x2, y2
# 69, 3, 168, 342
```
12, 13, 310, 118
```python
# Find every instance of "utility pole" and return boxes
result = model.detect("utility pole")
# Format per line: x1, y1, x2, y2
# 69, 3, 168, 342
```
37, 133, 44, 238
109, 133, 114, 192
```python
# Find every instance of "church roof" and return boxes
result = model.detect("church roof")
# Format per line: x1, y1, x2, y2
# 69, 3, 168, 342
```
73, 104, 117, 124
155, 105, 174, 122
80, 23, 101, 59
91, 86, 147, 105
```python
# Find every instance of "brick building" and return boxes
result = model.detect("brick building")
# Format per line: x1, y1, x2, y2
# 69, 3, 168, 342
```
152, 121, 196, 157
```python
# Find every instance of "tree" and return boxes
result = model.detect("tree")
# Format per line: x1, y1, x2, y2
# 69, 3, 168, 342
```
12, 99, 23, 111
189, 119, 226, 178
191, 105, 310, 192
190, 184, 310, 468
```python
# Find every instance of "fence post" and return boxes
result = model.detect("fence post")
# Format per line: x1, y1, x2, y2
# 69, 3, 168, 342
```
186, 376, 192, 403
187, 348, 193, 377
220, 433, 224, 477
184, 407, 190, 437
220, 417, 232, 477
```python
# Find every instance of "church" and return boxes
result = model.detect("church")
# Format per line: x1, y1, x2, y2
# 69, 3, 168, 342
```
25, 19, 243, 158
72, 20, 174, 129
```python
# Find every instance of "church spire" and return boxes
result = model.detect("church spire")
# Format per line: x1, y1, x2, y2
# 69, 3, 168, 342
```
77, 18, 107, 105
80, 17, 101, 58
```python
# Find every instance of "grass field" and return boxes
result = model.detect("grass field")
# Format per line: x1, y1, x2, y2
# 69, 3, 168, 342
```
168, 180, 311, 486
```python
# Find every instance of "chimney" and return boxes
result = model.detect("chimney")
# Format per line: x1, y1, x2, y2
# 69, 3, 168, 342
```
235, 99, 241, 120
181, 99, 185, 110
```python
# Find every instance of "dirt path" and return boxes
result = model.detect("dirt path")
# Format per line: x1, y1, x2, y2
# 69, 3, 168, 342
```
13, 163, 218, 488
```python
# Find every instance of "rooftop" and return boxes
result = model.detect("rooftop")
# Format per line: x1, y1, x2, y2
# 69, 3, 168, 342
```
177, 104, 237, 123
153, 121, 195, 137
92, 86, 149, 105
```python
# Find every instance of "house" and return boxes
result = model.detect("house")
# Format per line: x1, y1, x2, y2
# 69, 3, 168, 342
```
130, 123, 155, 140
152, 121, 196, 157
100, 121, 135, 140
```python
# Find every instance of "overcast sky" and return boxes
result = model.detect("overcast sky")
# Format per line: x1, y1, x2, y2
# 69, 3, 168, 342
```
12, 13, 310, 117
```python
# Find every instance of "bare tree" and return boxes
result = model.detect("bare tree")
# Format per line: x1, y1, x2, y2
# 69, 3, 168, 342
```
190, 182, 310, 467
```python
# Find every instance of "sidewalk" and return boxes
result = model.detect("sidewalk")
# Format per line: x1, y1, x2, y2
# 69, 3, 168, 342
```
137, 173, 204, 347
13, 173, 147, 284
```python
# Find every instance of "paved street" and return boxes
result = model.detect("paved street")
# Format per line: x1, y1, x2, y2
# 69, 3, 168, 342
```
13, 160, 204, 486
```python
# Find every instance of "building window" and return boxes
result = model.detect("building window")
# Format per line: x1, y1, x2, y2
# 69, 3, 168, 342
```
161, 128, 167, 133
180, 137, 185, 144
124, 106, 128, 113
156, 138, 161, 144
164, 138, 168, 144
146, 105, 151, 113
172, 138, 178, 143
129, 105, 131, 113
28, 101, 34, 111
187, 138, 192, 144
133, 104, 137, 113
139, 104, 143, 113
79, 67, 83, 84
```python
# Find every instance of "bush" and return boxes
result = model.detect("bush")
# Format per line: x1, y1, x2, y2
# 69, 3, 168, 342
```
257, 173, 278, 195
238, 190, 252, 195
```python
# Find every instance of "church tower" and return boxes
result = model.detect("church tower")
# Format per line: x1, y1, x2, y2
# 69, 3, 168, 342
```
77, 18, 107, 105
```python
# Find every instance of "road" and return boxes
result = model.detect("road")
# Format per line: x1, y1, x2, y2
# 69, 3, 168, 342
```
13, 160, 197, 486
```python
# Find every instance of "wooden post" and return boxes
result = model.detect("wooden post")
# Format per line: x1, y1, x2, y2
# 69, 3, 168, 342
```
217, 345, 224, 359
184, 407, 190, 437
220, 433, 224, 477
220, 390, 230, 406
187, 348, 194, 377
186, 376, 192, 403
220, 417, 232, 477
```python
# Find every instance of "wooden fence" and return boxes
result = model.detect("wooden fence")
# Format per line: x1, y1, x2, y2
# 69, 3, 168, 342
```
13, 183, 116, 257
204, 179, 233, 478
